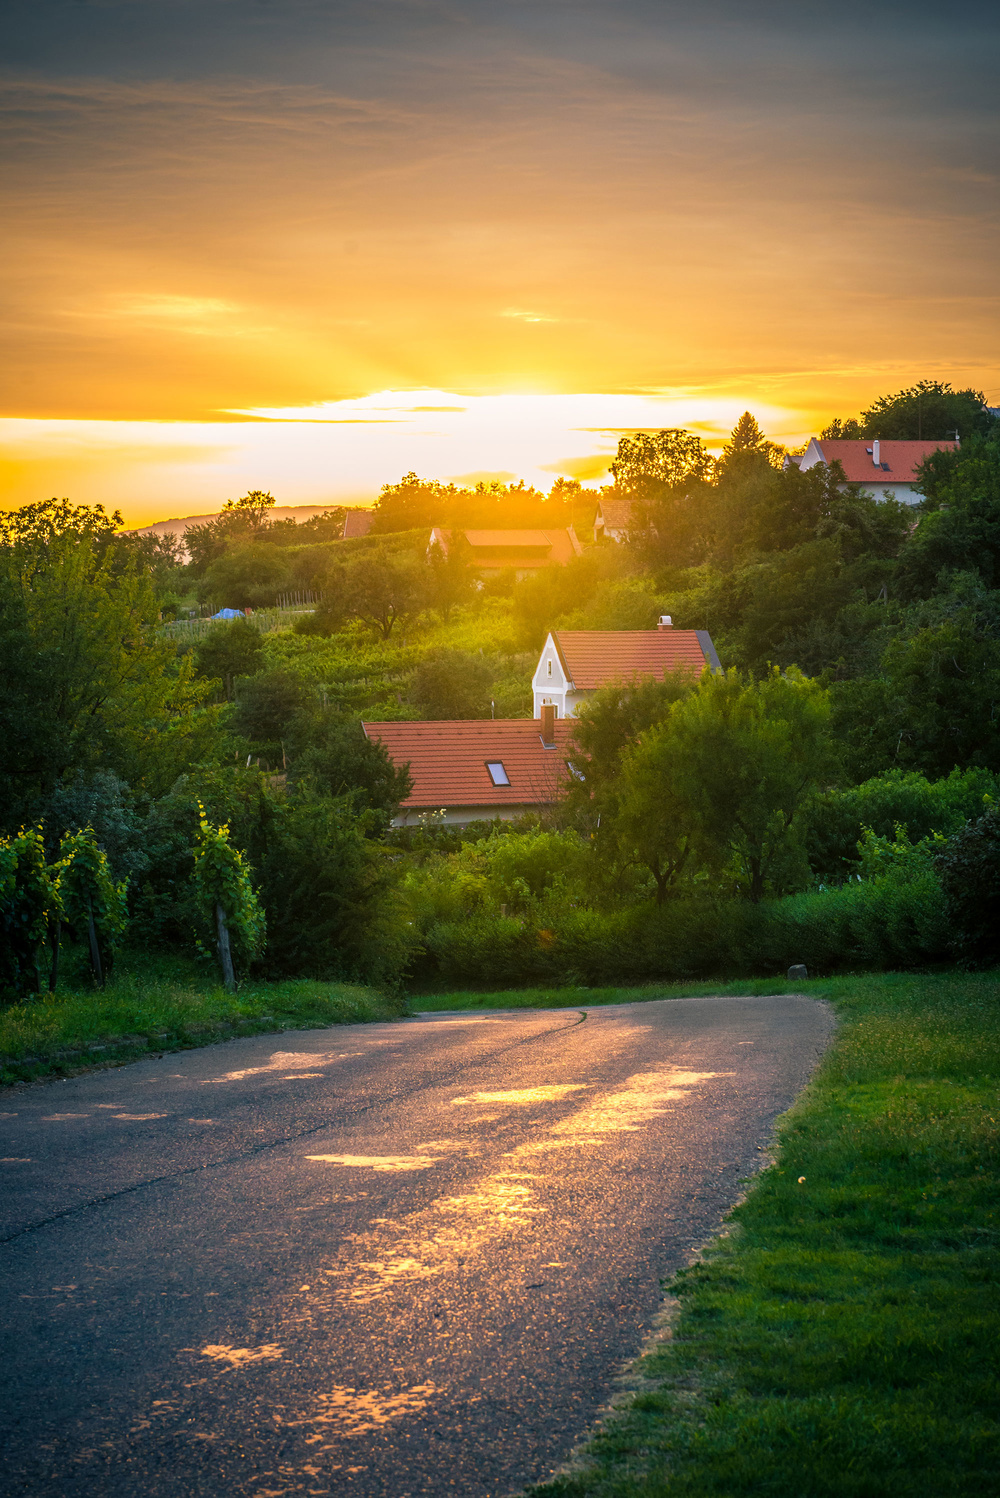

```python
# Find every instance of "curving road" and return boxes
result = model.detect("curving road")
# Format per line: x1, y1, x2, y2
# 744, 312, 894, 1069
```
1, 995, 832, 1497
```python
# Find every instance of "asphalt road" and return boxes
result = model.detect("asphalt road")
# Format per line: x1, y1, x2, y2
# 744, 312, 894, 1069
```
1, 995, 832, 1498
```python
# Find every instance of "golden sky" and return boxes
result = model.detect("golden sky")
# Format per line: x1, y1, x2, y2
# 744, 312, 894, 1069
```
2, 1, 997, 524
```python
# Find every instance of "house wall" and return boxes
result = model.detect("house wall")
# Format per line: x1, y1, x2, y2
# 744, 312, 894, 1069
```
392, 803, 542, 828
531, 634, 573, 716
798, 440, 925, 506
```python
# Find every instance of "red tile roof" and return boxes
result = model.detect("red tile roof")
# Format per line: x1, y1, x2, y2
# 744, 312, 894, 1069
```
429, 527, 583, 569
812, 439, 957, 484
595, 499, 635, 531
553, 629, 712, 689
363, 719, 575, 809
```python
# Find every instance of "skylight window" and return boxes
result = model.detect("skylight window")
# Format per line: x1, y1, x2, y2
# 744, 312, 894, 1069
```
486, 761, 510, 786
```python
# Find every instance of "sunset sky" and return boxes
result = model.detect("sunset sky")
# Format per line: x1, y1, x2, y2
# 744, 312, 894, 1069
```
2, 0, 997, 524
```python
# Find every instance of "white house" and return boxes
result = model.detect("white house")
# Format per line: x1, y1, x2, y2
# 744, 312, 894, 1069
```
531, 622, 721, 718
593, 499, 636, 542
787, 438, 958, 506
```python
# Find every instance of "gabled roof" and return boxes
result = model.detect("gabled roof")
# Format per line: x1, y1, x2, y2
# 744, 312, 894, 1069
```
806, 439, 957, 484
342, 510, 374, 539
552, 629, 716, 689
595, 499, 635, 530
363, 719, 574, 808
428, 526, 583, 569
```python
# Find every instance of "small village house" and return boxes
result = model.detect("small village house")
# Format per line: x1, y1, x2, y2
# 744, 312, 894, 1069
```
593, 499, 635, 542
786, 438, 958, 506
531, 621, 721, 718
363, 710, 573, 827
427, 526, 582, 579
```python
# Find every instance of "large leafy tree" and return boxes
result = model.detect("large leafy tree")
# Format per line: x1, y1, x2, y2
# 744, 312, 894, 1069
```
822, 381, 998, 443
0, 499, 221, 824
655, 669, 834, 901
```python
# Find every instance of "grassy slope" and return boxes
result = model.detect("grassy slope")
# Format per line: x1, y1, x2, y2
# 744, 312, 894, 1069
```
0, 949, 399, 1085
499, 970, 998, 1498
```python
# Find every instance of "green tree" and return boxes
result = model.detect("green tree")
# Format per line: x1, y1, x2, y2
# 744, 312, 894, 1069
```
316, 548, 426, 640
664, 669, 834, 901
287, 712, 413, 828
718, 412, 786, 472
409, 649, 493, 720
610, 429, 714, 493
0, 826, 60, 1000
614, 726, 699, 903
823, 382, 997, 443
183, 490, 278, 574
199, 545, 293, 609
0, 499, 220, 823
191, 806, 266, 990
194, 618, 266, 699
57, 827, 129, 986
427, 530, 476, 622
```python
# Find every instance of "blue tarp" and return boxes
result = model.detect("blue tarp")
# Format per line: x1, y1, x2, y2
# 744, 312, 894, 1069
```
211, 608, 243, 620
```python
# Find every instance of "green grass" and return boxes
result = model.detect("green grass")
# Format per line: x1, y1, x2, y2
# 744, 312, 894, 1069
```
511, 969, 1000, 1497
0, 947, 400, 1086
409, 976, 830, 1012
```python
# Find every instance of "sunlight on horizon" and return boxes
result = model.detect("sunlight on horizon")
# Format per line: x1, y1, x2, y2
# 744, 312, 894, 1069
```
0, 388, 811, 527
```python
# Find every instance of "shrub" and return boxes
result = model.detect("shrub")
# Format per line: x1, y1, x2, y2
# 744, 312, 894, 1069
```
58, 826, 130, 984
0, 826, 59, 1000
937, 802, 1000, 965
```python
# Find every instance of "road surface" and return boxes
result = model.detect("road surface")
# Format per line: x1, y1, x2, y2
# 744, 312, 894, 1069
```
1, 995, 832, 1497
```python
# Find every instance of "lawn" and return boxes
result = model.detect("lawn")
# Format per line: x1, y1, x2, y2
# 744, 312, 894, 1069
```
509, 969, 999, 1498
0, 946, 400, 1085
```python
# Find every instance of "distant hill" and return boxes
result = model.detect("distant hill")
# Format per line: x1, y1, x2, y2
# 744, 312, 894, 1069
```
128, 504, 369, 542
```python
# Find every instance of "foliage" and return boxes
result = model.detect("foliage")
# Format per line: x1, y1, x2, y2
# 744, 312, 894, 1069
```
199, 544, 293, 608
286, 711, 412, 827
301, 546, 426, 640
194, 617, 266, 698
258, 794, 414, 986
43, 769, 149, 881
190, 805, 266, 973
936, 801, 1000, 966
426, 529, 476, 621
57, 826, 130, 979
409, 648, 494, 719
0, 825, 60, 1000
0, 498, 221, 824
652, 668, 833, 901
806, 766, 998, 883
823, 379, 998, 442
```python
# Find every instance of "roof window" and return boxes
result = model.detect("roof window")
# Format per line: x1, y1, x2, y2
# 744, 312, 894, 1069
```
486, 761, 510, 787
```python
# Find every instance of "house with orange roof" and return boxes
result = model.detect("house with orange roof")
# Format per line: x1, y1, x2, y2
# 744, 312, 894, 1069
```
532, 622, 720, 718
363, 710, 574, 826
342, 509, 374, 539
593, 498, 636, 542
428, 526, 582, 578
787, 438, 958, 506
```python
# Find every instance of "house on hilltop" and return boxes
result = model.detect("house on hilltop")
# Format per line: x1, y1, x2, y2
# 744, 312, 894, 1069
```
428, 526, 582, 578
532, 622, 721, 718
363, 710, 573, 826
593, 499, 636, 542
786, 438, 958, 506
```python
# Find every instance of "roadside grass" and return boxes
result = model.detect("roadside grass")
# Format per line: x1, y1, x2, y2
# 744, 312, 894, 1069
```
0, 945, 399, 1086
408, 976, 824, 1012
520, 968, 1000, 1497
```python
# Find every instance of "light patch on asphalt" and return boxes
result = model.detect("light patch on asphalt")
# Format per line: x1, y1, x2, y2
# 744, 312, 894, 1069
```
114, 1113, 169, 1121
40, 1114, 89, 1121
278, 1381, 437, 1435
1, 1157, 31, 1163
306, 1155, 445, 1172
198, 1344, 284, 1367
278, 1073, 324, 1080
451, 1085, 589, 1106
549, 1069, 728, 1137
201, 1051, 348, 1084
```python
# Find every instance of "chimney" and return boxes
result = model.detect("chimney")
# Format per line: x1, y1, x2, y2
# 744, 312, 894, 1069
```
540, 703, 556, 746
658, 615, 673, 629
872, 439, 880, 467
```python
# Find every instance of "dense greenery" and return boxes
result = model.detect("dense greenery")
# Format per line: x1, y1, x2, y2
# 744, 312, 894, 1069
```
1, 380, 998, 997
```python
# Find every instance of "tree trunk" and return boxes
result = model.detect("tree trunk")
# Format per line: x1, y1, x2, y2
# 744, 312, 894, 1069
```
87, 898, 104, 987
49, 920, 60, 994
216, 901, 236, 993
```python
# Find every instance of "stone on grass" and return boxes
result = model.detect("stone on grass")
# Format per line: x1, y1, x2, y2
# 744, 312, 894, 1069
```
787, 964, 808, 981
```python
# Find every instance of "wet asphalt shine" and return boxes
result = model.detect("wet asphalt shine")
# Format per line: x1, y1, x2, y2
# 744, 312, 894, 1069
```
1, 995, 832, 1497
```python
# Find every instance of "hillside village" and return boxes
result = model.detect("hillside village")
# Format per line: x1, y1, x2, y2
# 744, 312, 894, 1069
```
3, 384, 1000, 997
